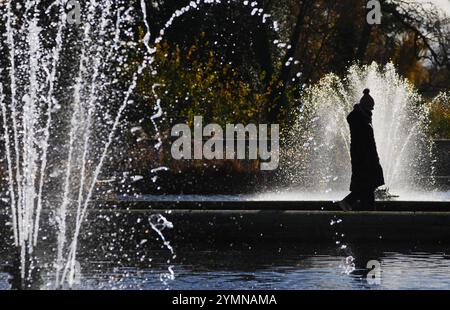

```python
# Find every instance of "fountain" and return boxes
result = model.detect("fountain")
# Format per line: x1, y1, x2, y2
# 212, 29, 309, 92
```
0, 0, 449, 291
274, 62, 441, 201
0, 0, 290, 290
0, 0, 160, 288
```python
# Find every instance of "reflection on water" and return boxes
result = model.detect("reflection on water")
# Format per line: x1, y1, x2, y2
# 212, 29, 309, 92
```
1, 242, 450, 290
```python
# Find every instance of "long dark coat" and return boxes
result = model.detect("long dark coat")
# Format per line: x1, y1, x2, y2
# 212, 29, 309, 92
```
347, 104, 385, 192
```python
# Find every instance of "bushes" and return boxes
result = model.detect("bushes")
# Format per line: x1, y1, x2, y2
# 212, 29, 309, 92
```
136, 37, 278, 133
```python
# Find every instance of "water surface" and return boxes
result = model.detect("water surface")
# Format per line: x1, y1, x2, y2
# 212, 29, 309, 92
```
1, 242, 450, 290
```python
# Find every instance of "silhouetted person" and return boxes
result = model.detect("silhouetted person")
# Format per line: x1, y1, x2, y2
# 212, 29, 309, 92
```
338, 89, 384, 211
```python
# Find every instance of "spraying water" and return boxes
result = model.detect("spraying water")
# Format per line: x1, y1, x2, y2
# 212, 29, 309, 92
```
0, 0, 157, 288
280, 62, 434, 197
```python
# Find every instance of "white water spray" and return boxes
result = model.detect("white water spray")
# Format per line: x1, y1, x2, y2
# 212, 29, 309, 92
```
0, 0, 156, 288
283, 62, 434, 195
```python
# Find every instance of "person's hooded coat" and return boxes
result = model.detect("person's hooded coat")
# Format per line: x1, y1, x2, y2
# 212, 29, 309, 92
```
346, 104, 385, 192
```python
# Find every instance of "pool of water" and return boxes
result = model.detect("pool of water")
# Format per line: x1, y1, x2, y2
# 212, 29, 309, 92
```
1, 242, 450, 290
